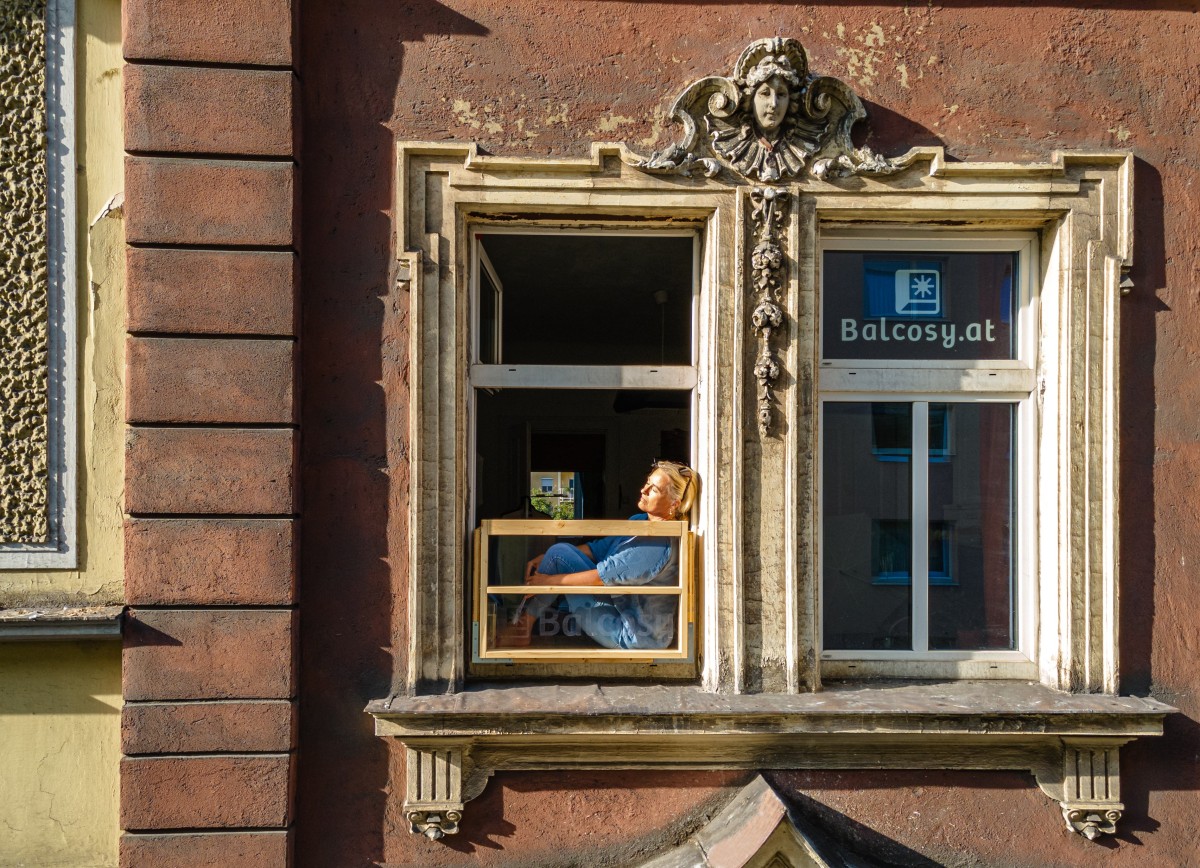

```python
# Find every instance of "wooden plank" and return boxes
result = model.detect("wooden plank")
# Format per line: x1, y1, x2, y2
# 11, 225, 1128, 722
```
481, 519, 686, 537
469, 364, 696, 390
486, 585, 681, 595
482, 648, 690, 661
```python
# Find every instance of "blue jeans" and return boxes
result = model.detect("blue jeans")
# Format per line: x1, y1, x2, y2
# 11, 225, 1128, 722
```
524, 543, 637, 650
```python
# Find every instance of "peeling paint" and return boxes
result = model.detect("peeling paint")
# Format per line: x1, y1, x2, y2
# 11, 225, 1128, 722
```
451, 98, 481, 129
544, 101, 570, 127
638, 105, 671, 148
596, 114, 636, 134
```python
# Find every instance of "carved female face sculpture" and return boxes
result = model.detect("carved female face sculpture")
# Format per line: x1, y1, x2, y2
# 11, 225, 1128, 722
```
752, 75, 790, 137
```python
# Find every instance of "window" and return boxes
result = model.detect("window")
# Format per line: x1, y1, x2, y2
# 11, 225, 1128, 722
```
818, 235, 1037, 674
467, 228, 700, 673
394, 142, 1128, 700
0, 0, 77, 566
381, 70, 1152, 843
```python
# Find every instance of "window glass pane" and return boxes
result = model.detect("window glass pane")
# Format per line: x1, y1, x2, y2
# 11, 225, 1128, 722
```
823, 251, 1018, 361
823, 403, 912, 650
478, 233, 693, 366
927, 403, 1015, 650
474, 388, 689, 520
478, 265, 501, 364
483, 532, 682, 653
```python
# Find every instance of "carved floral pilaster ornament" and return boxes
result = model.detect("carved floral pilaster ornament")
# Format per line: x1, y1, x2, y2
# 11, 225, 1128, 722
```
749, 186, 789, 434
629, 37, 907, 183
629, 37, 912, 435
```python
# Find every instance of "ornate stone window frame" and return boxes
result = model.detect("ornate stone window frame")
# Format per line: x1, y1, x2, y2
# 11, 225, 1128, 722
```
375, 38, 1172, 842
0, 0, 78, 567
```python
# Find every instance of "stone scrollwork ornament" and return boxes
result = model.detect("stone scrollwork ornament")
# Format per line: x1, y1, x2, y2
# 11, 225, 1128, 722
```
630, 37, 908, 182
749, 186, 789, 434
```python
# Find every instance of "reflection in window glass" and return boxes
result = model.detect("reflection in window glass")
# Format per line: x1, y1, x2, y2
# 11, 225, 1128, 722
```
823, 403, 913, 650
927, 403, 1015, 650
823, 401, 1016, 653
482, 530, 683, 653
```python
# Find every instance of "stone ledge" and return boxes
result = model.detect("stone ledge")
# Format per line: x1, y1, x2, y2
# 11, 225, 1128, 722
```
368, 680, 1173, 739
368, 681, 1173, 842
0, 606, 124, 641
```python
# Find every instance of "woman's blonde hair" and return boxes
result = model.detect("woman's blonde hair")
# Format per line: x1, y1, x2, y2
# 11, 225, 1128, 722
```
652, 460, 698, 519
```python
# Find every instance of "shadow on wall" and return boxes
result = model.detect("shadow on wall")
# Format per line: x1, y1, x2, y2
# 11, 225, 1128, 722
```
1119, 157, 1166, 699
585, 0, 1190, 8
296, 3, 489, 868
767, 770, 1031, 867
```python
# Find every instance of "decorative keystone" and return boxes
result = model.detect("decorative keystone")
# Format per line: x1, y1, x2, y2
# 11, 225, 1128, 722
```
628, 37, 912, 182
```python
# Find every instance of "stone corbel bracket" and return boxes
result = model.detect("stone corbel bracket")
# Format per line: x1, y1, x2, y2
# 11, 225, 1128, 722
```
1032, 737, 1130, 841
373, 683, 1172, 842
403, 741, 493, 840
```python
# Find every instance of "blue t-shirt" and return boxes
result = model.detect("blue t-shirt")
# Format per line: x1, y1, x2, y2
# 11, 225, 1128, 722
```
589, 514, 676, 586
587, 514, 680, 648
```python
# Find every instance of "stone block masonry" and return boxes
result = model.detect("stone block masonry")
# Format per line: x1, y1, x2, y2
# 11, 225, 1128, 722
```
120, 1, 299, 864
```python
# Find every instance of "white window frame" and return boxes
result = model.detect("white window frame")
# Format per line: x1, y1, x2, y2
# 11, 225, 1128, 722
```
467, 226, 700, 393
465, 224, 706, 675
817, 232, 1040, 677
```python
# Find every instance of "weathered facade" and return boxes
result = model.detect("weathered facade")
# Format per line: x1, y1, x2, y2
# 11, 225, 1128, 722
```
3, 2, 1200, 866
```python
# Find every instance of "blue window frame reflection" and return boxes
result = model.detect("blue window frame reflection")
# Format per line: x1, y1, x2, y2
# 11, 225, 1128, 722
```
871, 519, 956, 586
871, 403, 951, 462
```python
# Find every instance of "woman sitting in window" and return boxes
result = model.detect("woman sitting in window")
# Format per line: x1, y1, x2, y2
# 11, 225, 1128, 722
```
507, 461, 696, 650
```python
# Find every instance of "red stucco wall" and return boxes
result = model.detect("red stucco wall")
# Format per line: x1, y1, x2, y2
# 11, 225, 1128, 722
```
297, 2, 1200, 865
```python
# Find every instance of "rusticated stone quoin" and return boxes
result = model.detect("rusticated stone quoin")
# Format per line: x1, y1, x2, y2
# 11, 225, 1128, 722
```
121, 755, 293, 829
120, 831, 291, 868
123, 608, 297, 701
125, 518, 296, 606
126, 337, 296, 424
125, 65, 296, 157
120, 0, 300, 860
122, 701, 296, 755
125, 428, 296, 515
123, 0, 295, 66
126, 248, 297, 336
125, 157, 295, 247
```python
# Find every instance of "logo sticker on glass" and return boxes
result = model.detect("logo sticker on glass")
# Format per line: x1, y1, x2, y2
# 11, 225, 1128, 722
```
823, 251, 1017, 362
894, 269, 941, 317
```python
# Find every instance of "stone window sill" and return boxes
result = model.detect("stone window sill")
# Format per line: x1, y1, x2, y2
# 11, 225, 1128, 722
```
0, 605, 124, 642
368, 681, 1173, 841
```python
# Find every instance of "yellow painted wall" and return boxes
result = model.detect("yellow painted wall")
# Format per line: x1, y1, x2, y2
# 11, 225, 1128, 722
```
1, 0, 125, 607
0, 2, 124, 865
0, 643, 121, 867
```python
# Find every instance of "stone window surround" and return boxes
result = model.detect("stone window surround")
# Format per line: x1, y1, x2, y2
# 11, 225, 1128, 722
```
373, 141, 1173, 840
